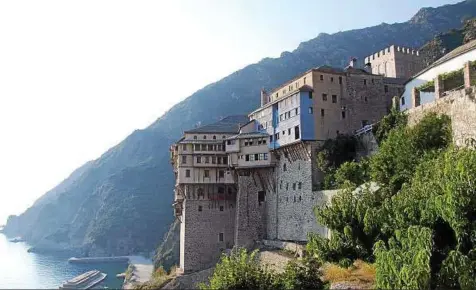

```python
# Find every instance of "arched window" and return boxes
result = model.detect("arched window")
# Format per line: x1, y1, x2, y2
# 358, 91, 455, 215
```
203, 135, 207, 140
213, 135, 216, 140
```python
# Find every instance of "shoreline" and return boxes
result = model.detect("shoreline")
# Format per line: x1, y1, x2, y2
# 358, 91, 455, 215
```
122, 256, 154, 289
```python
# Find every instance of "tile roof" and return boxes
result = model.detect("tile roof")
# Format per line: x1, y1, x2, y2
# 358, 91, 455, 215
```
226, 132, 270, 140
184, 115, 249, 134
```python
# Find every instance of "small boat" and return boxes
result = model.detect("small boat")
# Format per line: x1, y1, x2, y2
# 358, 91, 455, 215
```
59, 270, 107, 289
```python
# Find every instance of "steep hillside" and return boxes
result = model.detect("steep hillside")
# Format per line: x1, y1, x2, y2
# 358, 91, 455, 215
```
4, 0, 476, 257
420, 17, 476, 66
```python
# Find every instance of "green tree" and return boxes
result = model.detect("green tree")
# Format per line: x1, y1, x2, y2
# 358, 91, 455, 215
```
199, 248, 276, 290
373, 108, 407, 144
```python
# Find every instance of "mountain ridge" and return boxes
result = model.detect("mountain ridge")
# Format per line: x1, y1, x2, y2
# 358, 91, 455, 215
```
4, 0, 476, 257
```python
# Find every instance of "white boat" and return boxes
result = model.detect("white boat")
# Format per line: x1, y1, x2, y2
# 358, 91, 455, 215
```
59, 270, 107, 289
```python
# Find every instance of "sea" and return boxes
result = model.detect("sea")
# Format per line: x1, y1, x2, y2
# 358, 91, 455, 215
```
0, 233, 128, 289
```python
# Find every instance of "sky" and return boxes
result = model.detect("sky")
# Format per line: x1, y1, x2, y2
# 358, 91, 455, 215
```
0, 0, 461, 224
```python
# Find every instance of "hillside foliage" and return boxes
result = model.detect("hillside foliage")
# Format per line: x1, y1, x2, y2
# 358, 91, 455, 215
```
200, 248, 327, 290
309, 111, 476, 288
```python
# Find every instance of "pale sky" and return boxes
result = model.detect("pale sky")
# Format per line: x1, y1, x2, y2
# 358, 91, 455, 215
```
0, 0, 460, 224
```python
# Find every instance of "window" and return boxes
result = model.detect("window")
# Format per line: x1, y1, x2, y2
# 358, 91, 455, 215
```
363, 79, 367, 85
280, 180, 282, 189
228, 187, 232, 195
332, 95, 337, 103
372, 78, 374, 84
194, 144, 200, 151
293, 183, 296, 190
309, 92, 313, 99
219, 233, 224, 242
286, 183, 289, 190
339, 76, 342, 84
208, 145, 213, 151
198, 205, 202, 212
264, 153, 268, 160
384, 85, 389, 93
246, 155, 250, 161
330, 77, 334, 82
193, 136, 197, 140
218, 186, 225, 194
275, 133, 280, 140
341, 110, 346, 119
320, 74, 324, 81
197, 156, 201, 163
223, 156, 228, 164
219, 170, 224, 178
303, 77, 306, 84
308, 107, 313, 114
269, 135, 273, 143
181, 155, 187, 164
182, 144, 187, 151
212, 156, 216, 164
283, 163, 287, 171
201, 144, 206, 151
254, 154, 259, 161
203, 135, 207, 140
294, 125, 300, 140
205, 156, 210, 163
401, 97, 405, 105
295, 108, 299, 115
282, 130, 285, 136
220, 206, 224, 211
364, 96, 368, 102
186, 169, 191, 177
321, 109, 325, 117
204, 170, 210, 178
298, 182, 302, 189
258, 191, 265, 204
288, 128, 291, 135
213, 135, 216, 140
322, 93, 328, 101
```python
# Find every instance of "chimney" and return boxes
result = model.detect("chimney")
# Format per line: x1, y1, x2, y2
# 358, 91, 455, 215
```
260, 88, 268, 106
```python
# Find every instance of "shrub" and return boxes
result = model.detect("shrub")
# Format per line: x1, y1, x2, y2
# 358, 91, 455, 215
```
374, 226, 433, 289
199, 248, 276, 290
278, 257, 327, 290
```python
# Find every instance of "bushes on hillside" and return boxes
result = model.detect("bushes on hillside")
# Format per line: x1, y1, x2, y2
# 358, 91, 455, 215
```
310, 110, 476, 288
200, 248, 327, 290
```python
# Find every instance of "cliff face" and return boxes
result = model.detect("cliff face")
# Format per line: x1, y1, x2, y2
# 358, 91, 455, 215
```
4, 0, 476, 257
420, 17, 476, 66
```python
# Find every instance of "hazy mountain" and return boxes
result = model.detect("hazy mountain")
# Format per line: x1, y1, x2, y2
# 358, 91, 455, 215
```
4, 0, 476, 257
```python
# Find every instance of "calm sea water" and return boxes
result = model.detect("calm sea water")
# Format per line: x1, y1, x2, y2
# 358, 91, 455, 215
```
0, 233, 127, 289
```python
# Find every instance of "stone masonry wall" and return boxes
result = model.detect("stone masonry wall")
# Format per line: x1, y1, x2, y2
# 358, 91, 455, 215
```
407, 87, 476, 147
181, 193, 236, 273
234, 169, 271, 249
266, 143, 328, 242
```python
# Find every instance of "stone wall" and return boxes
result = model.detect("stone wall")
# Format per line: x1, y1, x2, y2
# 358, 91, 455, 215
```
234, 169, 270, 249
265, 143, 328, 242
407, 86, 476, 147
181, 189, 236, 273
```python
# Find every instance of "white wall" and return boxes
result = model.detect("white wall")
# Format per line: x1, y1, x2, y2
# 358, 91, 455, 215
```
401, 49, 476, 110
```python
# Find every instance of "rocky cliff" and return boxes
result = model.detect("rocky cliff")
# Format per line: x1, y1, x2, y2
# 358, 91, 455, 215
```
4, 0, 476, 257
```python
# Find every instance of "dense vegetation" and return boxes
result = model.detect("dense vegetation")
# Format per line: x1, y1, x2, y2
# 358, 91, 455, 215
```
4, 1, 476, 258
200, 249, 327, 290
309, 110, 476, 288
